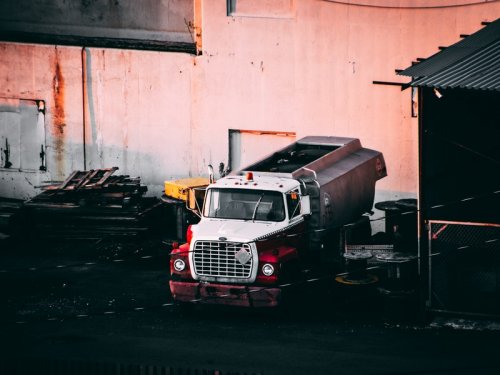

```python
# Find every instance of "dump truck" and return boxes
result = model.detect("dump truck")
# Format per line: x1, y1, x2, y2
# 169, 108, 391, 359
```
170, 136, 387, 307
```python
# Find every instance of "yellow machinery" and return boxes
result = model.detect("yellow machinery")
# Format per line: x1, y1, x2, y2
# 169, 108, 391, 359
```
163, 177, 209, 214
162, 177, 209, 241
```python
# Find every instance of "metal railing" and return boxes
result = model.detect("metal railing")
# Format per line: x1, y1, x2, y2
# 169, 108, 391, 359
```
428, 220, 500, 317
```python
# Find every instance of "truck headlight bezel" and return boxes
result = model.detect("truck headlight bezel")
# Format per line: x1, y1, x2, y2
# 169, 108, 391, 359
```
173, 259, 186, 272
262, 263, 275, 276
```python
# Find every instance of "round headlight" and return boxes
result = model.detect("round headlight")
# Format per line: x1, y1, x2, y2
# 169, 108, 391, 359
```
173, 259, 186, 272
262, 263, 275, 276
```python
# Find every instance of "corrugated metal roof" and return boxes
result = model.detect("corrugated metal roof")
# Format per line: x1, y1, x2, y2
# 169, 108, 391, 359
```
399, 18, 500, 91
411, 39, 500, 91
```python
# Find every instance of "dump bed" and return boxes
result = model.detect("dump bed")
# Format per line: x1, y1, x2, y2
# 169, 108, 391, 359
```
241, 136, 376, 178
240, 136, 387, 230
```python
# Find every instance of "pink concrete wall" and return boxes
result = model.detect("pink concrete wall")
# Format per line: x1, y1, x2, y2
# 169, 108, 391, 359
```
0, 44, 85, 198
194, 0, 500, 202
1, 0, 499, 201
0, 44, 193, 197
82, 48, 193, 196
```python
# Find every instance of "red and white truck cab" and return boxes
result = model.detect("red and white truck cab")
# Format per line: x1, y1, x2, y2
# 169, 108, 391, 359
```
169, 136, 387, 307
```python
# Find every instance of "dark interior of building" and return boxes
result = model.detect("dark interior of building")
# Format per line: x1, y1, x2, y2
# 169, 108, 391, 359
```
421, 87, 500, 224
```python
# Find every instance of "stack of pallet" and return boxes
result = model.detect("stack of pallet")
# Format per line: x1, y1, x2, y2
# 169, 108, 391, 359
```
22, 168, 165, 240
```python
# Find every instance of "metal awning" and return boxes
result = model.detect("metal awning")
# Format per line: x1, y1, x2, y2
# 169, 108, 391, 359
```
399, 18, 500, 91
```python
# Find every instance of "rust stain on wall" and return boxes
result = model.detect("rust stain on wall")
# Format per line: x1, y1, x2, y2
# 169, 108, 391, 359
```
52, 51, 66, 177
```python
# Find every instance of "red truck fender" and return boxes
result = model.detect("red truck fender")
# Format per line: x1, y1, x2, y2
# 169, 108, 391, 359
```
170, 243, 191, 279
257, 246, 299, 285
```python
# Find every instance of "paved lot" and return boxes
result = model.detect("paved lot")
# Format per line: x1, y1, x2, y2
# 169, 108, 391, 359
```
1, 237, 499, 375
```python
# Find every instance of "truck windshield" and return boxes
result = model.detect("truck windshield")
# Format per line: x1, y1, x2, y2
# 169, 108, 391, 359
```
203, 188, 285, 222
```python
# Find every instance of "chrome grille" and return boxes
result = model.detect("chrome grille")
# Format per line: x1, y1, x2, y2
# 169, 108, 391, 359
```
192, 241, 253, 278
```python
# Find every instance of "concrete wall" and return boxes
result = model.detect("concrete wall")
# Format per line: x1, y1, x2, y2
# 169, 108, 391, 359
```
1, 0, 499, 203
192, 0, 500, 227
0, 44, 193, 198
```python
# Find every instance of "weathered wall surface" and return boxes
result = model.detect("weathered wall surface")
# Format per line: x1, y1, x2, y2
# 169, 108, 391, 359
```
82, 48, 194, 196
1, 0, 499, 203
0, 43, 193, 198
0, 44, 84, 198
193, 0, 500, 204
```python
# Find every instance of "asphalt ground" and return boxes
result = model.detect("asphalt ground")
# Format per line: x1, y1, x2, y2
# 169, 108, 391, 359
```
1, 236, 499, 375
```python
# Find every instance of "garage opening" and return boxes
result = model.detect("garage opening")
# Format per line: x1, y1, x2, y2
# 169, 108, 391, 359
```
421, 87, 500, 224
228, 129, 296, 173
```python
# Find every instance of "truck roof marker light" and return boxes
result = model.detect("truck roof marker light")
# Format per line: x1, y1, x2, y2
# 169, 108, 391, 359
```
246, 172, 253, 181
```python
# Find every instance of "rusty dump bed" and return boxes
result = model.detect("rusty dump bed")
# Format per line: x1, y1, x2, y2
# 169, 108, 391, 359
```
247, 142, 340, 174
240, 136, 387, 228
240, 136, 384, 179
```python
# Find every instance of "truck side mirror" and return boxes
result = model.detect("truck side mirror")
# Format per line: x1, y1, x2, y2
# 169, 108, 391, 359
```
300, 195, 311, 216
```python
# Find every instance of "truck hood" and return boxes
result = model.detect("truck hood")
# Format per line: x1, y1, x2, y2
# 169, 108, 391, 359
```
191, 218, 297, 243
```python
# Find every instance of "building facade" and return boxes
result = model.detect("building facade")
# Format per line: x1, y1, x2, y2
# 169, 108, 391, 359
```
1, 0, 498, 212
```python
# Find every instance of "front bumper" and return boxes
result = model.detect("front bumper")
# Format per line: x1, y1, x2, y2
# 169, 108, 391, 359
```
169, 280, 281, 307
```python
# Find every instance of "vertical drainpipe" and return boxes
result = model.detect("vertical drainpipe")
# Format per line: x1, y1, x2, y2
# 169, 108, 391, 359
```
191, 0, 203, 176
81, 47, 87, 171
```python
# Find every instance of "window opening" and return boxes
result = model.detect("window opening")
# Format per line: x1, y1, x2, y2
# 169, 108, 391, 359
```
227, 0, 295, 18
286, 189, 301, 219
0, 98, 46, 171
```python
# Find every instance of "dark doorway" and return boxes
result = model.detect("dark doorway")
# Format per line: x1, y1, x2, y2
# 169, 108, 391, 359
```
421, 87, 500, 224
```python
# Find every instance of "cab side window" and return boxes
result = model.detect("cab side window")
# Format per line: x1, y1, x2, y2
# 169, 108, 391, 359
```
286, 189, 301, 219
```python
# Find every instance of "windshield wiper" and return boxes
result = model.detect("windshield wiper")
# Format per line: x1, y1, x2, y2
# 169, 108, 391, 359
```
251, 194, 264, 222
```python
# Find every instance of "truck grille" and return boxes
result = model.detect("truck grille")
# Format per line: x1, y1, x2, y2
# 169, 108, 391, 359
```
192, 241, 253, 279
